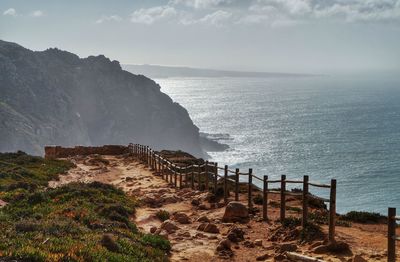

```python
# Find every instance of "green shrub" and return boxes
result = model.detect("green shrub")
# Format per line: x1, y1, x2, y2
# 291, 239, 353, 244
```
156, 210, 170, 222
253, 194, 263, 205
141, 234, 171, 252
341, 211, 385, 224
281, 217, 301, 228
300, 222, 324, 243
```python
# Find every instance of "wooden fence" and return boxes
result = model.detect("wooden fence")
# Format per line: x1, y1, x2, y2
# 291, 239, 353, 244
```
129, 143, 337, 242
388, 207, 400, 262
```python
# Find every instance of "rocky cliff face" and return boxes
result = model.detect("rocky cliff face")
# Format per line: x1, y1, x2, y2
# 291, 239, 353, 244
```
0, 40, 215, 157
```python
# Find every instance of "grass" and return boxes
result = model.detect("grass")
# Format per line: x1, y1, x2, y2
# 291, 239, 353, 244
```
0, 152, 170, 261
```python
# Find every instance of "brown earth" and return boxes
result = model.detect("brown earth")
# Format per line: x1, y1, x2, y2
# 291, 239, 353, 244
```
50, 154, 400, 262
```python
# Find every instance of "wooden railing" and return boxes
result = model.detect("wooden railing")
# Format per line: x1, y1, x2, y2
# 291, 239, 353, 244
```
388, 207, 400, 262
128, 143, 337, 242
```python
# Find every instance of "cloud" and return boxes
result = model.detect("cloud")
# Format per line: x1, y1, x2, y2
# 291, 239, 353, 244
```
171, 0, 240, 9
3, 8, 16, 16
181, 10, 232, 26
130, 6, 177, 24
96, 15, 122, 24
31, 10, 44, 17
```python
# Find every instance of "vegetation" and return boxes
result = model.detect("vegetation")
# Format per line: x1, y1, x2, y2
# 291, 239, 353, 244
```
281, 217, 323, 243
341, 211, 386, 224
0, 152, 169, 261
253, 194, 263, 205
156, 210, 170, 222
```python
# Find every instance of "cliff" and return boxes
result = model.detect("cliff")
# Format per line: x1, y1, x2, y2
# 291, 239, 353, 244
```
0, 40, 221, 157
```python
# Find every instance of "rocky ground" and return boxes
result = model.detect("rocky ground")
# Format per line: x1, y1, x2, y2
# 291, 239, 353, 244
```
50, 154, 399, 262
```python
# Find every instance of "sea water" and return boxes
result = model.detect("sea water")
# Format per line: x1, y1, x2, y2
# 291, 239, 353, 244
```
156, 75, 400, 214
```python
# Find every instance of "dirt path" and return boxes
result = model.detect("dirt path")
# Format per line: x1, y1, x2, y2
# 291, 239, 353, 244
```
50, 155, 398, 262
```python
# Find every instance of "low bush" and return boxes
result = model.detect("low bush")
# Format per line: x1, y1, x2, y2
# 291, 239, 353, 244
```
156, 210, 170, 222
341, 211, 385, 224
253, 194, 263, 205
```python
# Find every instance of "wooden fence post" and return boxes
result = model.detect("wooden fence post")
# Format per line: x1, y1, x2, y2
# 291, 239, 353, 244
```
147, 146, 150, 167
161, 161, 164, 180
248, 168, 253, 210
185, 168, 188, 188
179, 169, 183, 189
198, 165, 202, 190
302, 175, 309, 227
280, 175, 286, 221
224, 165, 228, 203
235, 168, 239, 201
328, 179, 336, 243
174, 169, 178, 188
191, 167, 195, 189
169, 165, 173, 184
213, 163, 218, 195
388, 207, 396, 262
263, 175, 268, 221
205, 161, 209, 191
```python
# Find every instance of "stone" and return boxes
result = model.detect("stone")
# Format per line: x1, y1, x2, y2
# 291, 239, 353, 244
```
173, 212, 191, 224
178, 231, 191, 238
256, 253, 270, 261
199, 203, 208, 210
353, 255, 368, 262
150, 226, 157, 233
203, 223, 220, 234
278, 243, 297, 253
143, 195, 162, 207
160, 220, 179, 234
101, 234, 119, 252
197, 215, 210, 223
197, 223, 207, 231
243, 240, 255, 248
191, 199, 200, 206
254, 239, 263, 246
222, 201, 249, 223
227, 227, 245, 243
159, 229, 169, 239
216, 239, 232, 251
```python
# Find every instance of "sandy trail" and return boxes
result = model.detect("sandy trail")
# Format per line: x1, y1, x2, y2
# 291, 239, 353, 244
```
50, 155, 398, 262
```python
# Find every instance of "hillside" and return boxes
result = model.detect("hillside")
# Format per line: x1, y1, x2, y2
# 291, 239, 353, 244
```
0, 40, 224, 157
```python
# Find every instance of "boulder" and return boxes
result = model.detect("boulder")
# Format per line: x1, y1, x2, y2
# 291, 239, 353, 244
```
278, 243, 297, 253
203, 223, 220, 234
173, 212, 191, 224
222, 201, 249, 223
197, 215, 210, 223
216, 239, 232, 251
191, 198, 200, 206
197, 223, 207, 231
227, 226, 245, 243
160, 220, 179, 234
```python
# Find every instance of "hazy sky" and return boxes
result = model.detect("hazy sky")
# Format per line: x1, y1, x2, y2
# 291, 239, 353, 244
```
1, 0, 400, 74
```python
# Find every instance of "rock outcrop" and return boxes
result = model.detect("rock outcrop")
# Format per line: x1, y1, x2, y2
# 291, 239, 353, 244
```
0, 40, 223, 157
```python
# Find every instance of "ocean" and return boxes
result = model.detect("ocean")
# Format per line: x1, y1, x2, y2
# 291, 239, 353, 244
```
156, 75, 400, 214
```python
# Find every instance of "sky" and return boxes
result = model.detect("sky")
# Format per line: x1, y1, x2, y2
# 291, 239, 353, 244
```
1, 0, 400, 74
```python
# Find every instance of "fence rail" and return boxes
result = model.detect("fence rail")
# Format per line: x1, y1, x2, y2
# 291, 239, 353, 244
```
128, 143, 337, 242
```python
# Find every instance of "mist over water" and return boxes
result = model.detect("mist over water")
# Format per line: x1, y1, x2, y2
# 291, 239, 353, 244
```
157, 76, 400, 214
